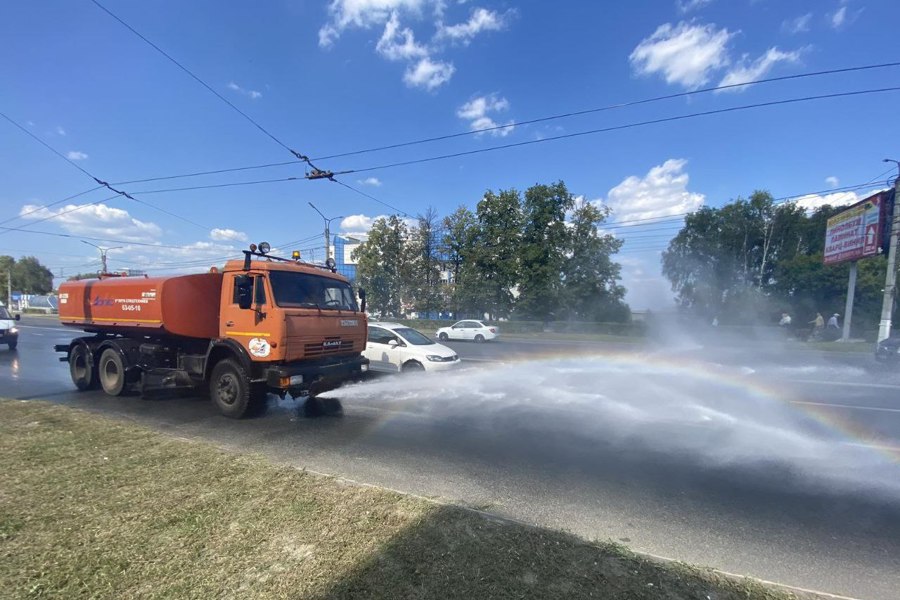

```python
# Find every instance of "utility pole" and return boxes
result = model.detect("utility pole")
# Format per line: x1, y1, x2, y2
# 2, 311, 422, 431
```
82, 240, 122, 274
877, 159, 900, 342
6, 270, 11, 309
308, 202, 344, 263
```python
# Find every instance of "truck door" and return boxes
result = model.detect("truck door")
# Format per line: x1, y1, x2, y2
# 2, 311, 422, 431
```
223, 273, 274, 360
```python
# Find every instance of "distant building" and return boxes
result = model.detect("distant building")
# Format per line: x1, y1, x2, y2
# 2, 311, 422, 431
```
332, 234, 367, 282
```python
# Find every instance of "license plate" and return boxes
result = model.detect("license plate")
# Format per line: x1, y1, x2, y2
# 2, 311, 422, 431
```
340, 319, 358, 327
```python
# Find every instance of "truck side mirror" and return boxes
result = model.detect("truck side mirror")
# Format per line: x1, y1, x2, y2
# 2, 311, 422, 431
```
15, 314, 20, 321
235, 275, 253, 310
358, 288, 366, 312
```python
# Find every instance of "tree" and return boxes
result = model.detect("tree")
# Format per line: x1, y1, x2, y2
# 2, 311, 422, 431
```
470, 189, 522, 320
0, 255, 55, 304
407, 207, 442, 317
352, 216, 410, 317
562, 200, 629, 322
516, 181, 575, 320
441, 205, 478, 316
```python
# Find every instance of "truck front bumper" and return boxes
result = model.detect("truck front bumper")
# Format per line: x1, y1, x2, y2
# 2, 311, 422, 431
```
265, 354, 369, 396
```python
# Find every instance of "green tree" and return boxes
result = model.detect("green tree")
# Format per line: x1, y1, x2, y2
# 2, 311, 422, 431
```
470, 189, 522, 319
352, 216, 410, 317
516, 181, 575, 320
562, 200, 629, 322
407, 207, 442, 317
0, 255, 55, 304
441, 205, 478, 316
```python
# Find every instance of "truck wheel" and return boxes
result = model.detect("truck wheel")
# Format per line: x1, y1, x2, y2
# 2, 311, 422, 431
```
98, 348, 127, 396
7, 341, 17, 351
210, 358, 253, 419
69, 343, 97, 391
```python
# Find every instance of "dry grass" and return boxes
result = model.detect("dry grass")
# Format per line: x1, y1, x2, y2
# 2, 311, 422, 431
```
0, 399, 816, 600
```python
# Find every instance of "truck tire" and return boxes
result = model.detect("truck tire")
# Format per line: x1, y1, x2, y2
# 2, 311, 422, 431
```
69, 343, 97, 391
98, 348, 127, 396
210, 358, 256, 419
8, 341, 17, 351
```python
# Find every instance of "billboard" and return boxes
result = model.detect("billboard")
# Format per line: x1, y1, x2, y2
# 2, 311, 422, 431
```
823, 192, 890, 265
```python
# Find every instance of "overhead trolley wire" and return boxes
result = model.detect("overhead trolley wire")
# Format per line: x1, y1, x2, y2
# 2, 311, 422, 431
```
91, 60, 900, 189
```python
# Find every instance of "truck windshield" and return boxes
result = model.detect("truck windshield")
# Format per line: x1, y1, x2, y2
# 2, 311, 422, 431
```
0, 308, 10, 319
269, 271, 359, 311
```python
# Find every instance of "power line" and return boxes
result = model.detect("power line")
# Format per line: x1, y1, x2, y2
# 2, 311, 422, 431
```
341, 86, 900, 176
0, 186, 103, 228
89, 0, 330, 177
332, 179, 412, 217
312, 61, 900, 162
86, 61, 900, 189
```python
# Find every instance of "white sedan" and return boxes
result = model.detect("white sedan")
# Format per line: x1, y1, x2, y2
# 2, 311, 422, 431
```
435, 320, 498, 343
364, 322, 461, 373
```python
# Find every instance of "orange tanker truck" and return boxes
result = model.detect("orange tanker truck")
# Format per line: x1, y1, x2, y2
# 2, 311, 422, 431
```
55, 243, 369, 418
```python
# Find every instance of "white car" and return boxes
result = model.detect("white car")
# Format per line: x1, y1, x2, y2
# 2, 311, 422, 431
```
435, 320, 498, 343
364, 322, 461, 373
0, 306, 20, 351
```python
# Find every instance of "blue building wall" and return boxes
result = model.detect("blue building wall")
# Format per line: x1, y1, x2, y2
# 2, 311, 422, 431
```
333, 235, 358, 282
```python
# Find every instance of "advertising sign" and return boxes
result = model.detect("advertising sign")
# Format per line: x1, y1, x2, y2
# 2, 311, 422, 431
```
823, 193, 886, 265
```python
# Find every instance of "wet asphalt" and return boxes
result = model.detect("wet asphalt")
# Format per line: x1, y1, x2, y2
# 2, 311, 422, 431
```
3, 316, 900, 600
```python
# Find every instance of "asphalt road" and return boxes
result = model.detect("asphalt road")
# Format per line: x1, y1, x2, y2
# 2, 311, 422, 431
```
4, 316, 900, 600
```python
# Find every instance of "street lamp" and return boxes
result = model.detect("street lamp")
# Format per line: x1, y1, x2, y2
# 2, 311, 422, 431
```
308, 202, 344, 263
82, 240, 122, 274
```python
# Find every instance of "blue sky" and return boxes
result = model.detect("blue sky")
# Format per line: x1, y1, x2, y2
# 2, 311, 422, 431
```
2, 0, 899, 309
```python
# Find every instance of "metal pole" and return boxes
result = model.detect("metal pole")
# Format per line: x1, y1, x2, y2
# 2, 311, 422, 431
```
842, 261, 857, 341
7, 270, 11, 308
877, 161, 900, 342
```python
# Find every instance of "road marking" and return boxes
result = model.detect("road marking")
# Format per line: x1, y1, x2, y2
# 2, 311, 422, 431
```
843, 441, 900, 453
18, 325, 69, 332
783, 378, 900, 390
790, 399, 900, 413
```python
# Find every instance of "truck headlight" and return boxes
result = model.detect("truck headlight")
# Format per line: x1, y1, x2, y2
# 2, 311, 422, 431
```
289, 375, 304, 385
9, 327, 18, 335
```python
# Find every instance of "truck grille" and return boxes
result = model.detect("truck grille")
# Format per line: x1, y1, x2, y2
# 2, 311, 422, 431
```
304, 338, 354, 358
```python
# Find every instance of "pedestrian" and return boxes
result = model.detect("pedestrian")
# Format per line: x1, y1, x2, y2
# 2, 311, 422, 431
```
779, 312, 792, 327
827, 313, 840, 330
809, 312, 824, 340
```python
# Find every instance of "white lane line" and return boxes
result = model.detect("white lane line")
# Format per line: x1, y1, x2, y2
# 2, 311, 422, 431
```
790, 399, 900, 413
843, 441, 900, 453
782, 378, 900, 390
18, 325, 69, 332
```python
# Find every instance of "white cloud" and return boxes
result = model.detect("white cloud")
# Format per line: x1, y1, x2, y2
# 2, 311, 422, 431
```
717, 47, 801, 91
794, 191, 859, 212
19, 202, 161, 242
456, 94, 514, 136
210, 228, 248, 242
340, 214, 383, 232
56, 126, 66, 136
358, 177, 383, 186
318, 0, 426, 47
677, 0, 714, 13
66, 151, 88, 161
630, 22, 733, 89
227, 81, 262, 100
831, 5, 847, 28
376, 12, 429, 60
825, 176, 840, 188
435, 7, 508, 44
403, 56, 455, 90
782, 13, 812, 34
601, 159, 705, 221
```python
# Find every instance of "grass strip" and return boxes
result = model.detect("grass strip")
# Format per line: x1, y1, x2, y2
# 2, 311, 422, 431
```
0, 399, 815, 599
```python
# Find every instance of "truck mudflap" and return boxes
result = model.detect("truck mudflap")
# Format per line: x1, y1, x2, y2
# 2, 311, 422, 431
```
265, 354, 369, 397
